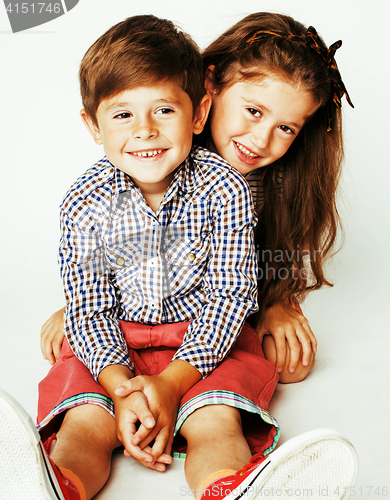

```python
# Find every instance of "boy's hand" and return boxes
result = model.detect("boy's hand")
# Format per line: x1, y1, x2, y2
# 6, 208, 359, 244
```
257, 301, 317, 374
115, 374, 181, 462
40, 306, 66, 365
113, 389, 173, 471
115, 359, 201, 463
98, 364, 173, 471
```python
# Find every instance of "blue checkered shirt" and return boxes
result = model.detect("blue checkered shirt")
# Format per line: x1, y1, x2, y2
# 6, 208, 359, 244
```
59, 147, 258, 381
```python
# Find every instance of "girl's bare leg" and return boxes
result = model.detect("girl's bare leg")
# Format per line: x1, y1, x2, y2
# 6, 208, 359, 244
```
262, 335, 315, 383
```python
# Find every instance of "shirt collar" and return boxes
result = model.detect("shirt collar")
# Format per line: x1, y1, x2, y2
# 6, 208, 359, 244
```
173, 147, 209, 189
108, 146, 210, 213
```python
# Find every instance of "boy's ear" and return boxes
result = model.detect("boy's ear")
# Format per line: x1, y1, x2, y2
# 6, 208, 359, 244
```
80, 109, 103, 145
192, 94, 212, 135
204, 65, 216, 97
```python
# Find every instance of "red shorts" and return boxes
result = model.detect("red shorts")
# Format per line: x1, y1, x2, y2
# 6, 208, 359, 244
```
37, 322, 279, 456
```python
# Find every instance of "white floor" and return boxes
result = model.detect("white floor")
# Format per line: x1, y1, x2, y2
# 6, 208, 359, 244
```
1, 269, 389, 498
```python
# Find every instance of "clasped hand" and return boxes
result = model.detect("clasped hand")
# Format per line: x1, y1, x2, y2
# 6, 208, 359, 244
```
113, 373, 181, 471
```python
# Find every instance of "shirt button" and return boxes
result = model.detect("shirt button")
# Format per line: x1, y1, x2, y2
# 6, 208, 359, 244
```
196, 150, 205, 160
116, 257, 125, 266
152, 220, 158, 226
187, 253, 196, 261
150, 303, 156, 309
150, 259, 155, 266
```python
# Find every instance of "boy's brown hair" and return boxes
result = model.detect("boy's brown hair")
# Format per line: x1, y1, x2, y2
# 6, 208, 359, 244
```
80, 15, 204, 125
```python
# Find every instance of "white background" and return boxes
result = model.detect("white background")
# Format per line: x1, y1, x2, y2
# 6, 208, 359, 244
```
0, 0, 389, 497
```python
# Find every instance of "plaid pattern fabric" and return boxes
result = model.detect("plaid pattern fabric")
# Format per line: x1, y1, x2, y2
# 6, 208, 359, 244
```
37, 393, 114, 433
244, 167, 283, 209
174, 390, 279, 457
59, 147, 258, 381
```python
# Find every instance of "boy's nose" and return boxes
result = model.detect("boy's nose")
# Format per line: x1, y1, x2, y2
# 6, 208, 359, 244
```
132, 117, 157, 140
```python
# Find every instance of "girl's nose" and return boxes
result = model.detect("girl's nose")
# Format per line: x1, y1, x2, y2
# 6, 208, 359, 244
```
252, 125, 271, 150
132, 117, 157, 140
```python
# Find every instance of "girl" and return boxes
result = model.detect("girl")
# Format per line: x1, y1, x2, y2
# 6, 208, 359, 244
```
200, 11, 353, 382
40, 12, 353, 384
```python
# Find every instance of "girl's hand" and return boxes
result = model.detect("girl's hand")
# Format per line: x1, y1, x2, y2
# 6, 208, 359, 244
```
40, 306, 66, 365
258, 301, 317, 381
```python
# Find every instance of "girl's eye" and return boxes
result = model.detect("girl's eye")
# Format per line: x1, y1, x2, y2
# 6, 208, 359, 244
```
114, 112, 131, 120
247, 107, 262, 117
279, 125, 296, 135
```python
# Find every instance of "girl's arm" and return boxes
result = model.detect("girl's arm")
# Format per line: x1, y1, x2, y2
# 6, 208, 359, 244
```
258, 300, 317, 383
40, 306, 66, 365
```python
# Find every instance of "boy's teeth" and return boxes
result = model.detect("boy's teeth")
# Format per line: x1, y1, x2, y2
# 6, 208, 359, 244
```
235, 142, 259, 158
133, 149, 163, 157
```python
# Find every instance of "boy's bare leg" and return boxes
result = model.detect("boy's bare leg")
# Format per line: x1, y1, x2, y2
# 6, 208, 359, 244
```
180, 404, 251, 497
49, 404, 120, 500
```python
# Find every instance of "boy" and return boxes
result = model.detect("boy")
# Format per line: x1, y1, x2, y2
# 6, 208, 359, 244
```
0, 15, 357, 500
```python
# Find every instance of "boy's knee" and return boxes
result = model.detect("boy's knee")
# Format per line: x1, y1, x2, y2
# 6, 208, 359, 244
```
180, 404, 242, 440
59, 404, 118, 446
63, 403, 111, 423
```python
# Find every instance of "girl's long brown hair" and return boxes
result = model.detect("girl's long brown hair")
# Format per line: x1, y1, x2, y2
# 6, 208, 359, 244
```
201, 13, 344, 323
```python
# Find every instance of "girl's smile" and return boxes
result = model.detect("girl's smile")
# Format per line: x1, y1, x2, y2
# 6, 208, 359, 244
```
207, 73, 318, 175
234, 141, 264, 165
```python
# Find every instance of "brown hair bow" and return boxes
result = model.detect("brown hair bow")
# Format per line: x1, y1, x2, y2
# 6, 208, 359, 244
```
244, 26, 354, 131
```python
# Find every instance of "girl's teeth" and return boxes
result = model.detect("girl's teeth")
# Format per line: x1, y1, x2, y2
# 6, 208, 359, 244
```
235, 142, 259, 158
133, 150, 163, 157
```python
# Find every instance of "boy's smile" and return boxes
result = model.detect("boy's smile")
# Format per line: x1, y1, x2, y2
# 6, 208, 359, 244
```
207, 73, 318, 175
130, 149, 165, 158
82, 82, 208, 203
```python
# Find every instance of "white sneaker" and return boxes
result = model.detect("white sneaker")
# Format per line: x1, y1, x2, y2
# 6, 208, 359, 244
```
200, 428, 358, 500
0, 389, 66, 499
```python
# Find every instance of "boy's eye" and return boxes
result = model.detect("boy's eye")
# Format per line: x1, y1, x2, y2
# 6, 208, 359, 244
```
247, 107, 262, 117
114, 112, 131, 120
156, 108, 174, 115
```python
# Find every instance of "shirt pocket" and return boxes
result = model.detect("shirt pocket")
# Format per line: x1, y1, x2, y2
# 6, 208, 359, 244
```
163, 235, 210, 296
105, 244, 142, 278
164, 235, 210, 266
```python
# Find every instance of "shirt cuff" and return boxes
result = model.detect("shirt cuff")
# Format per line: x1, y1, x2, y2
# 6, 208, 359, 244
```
171, 342, 218, 378
88, 346, 134, 382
